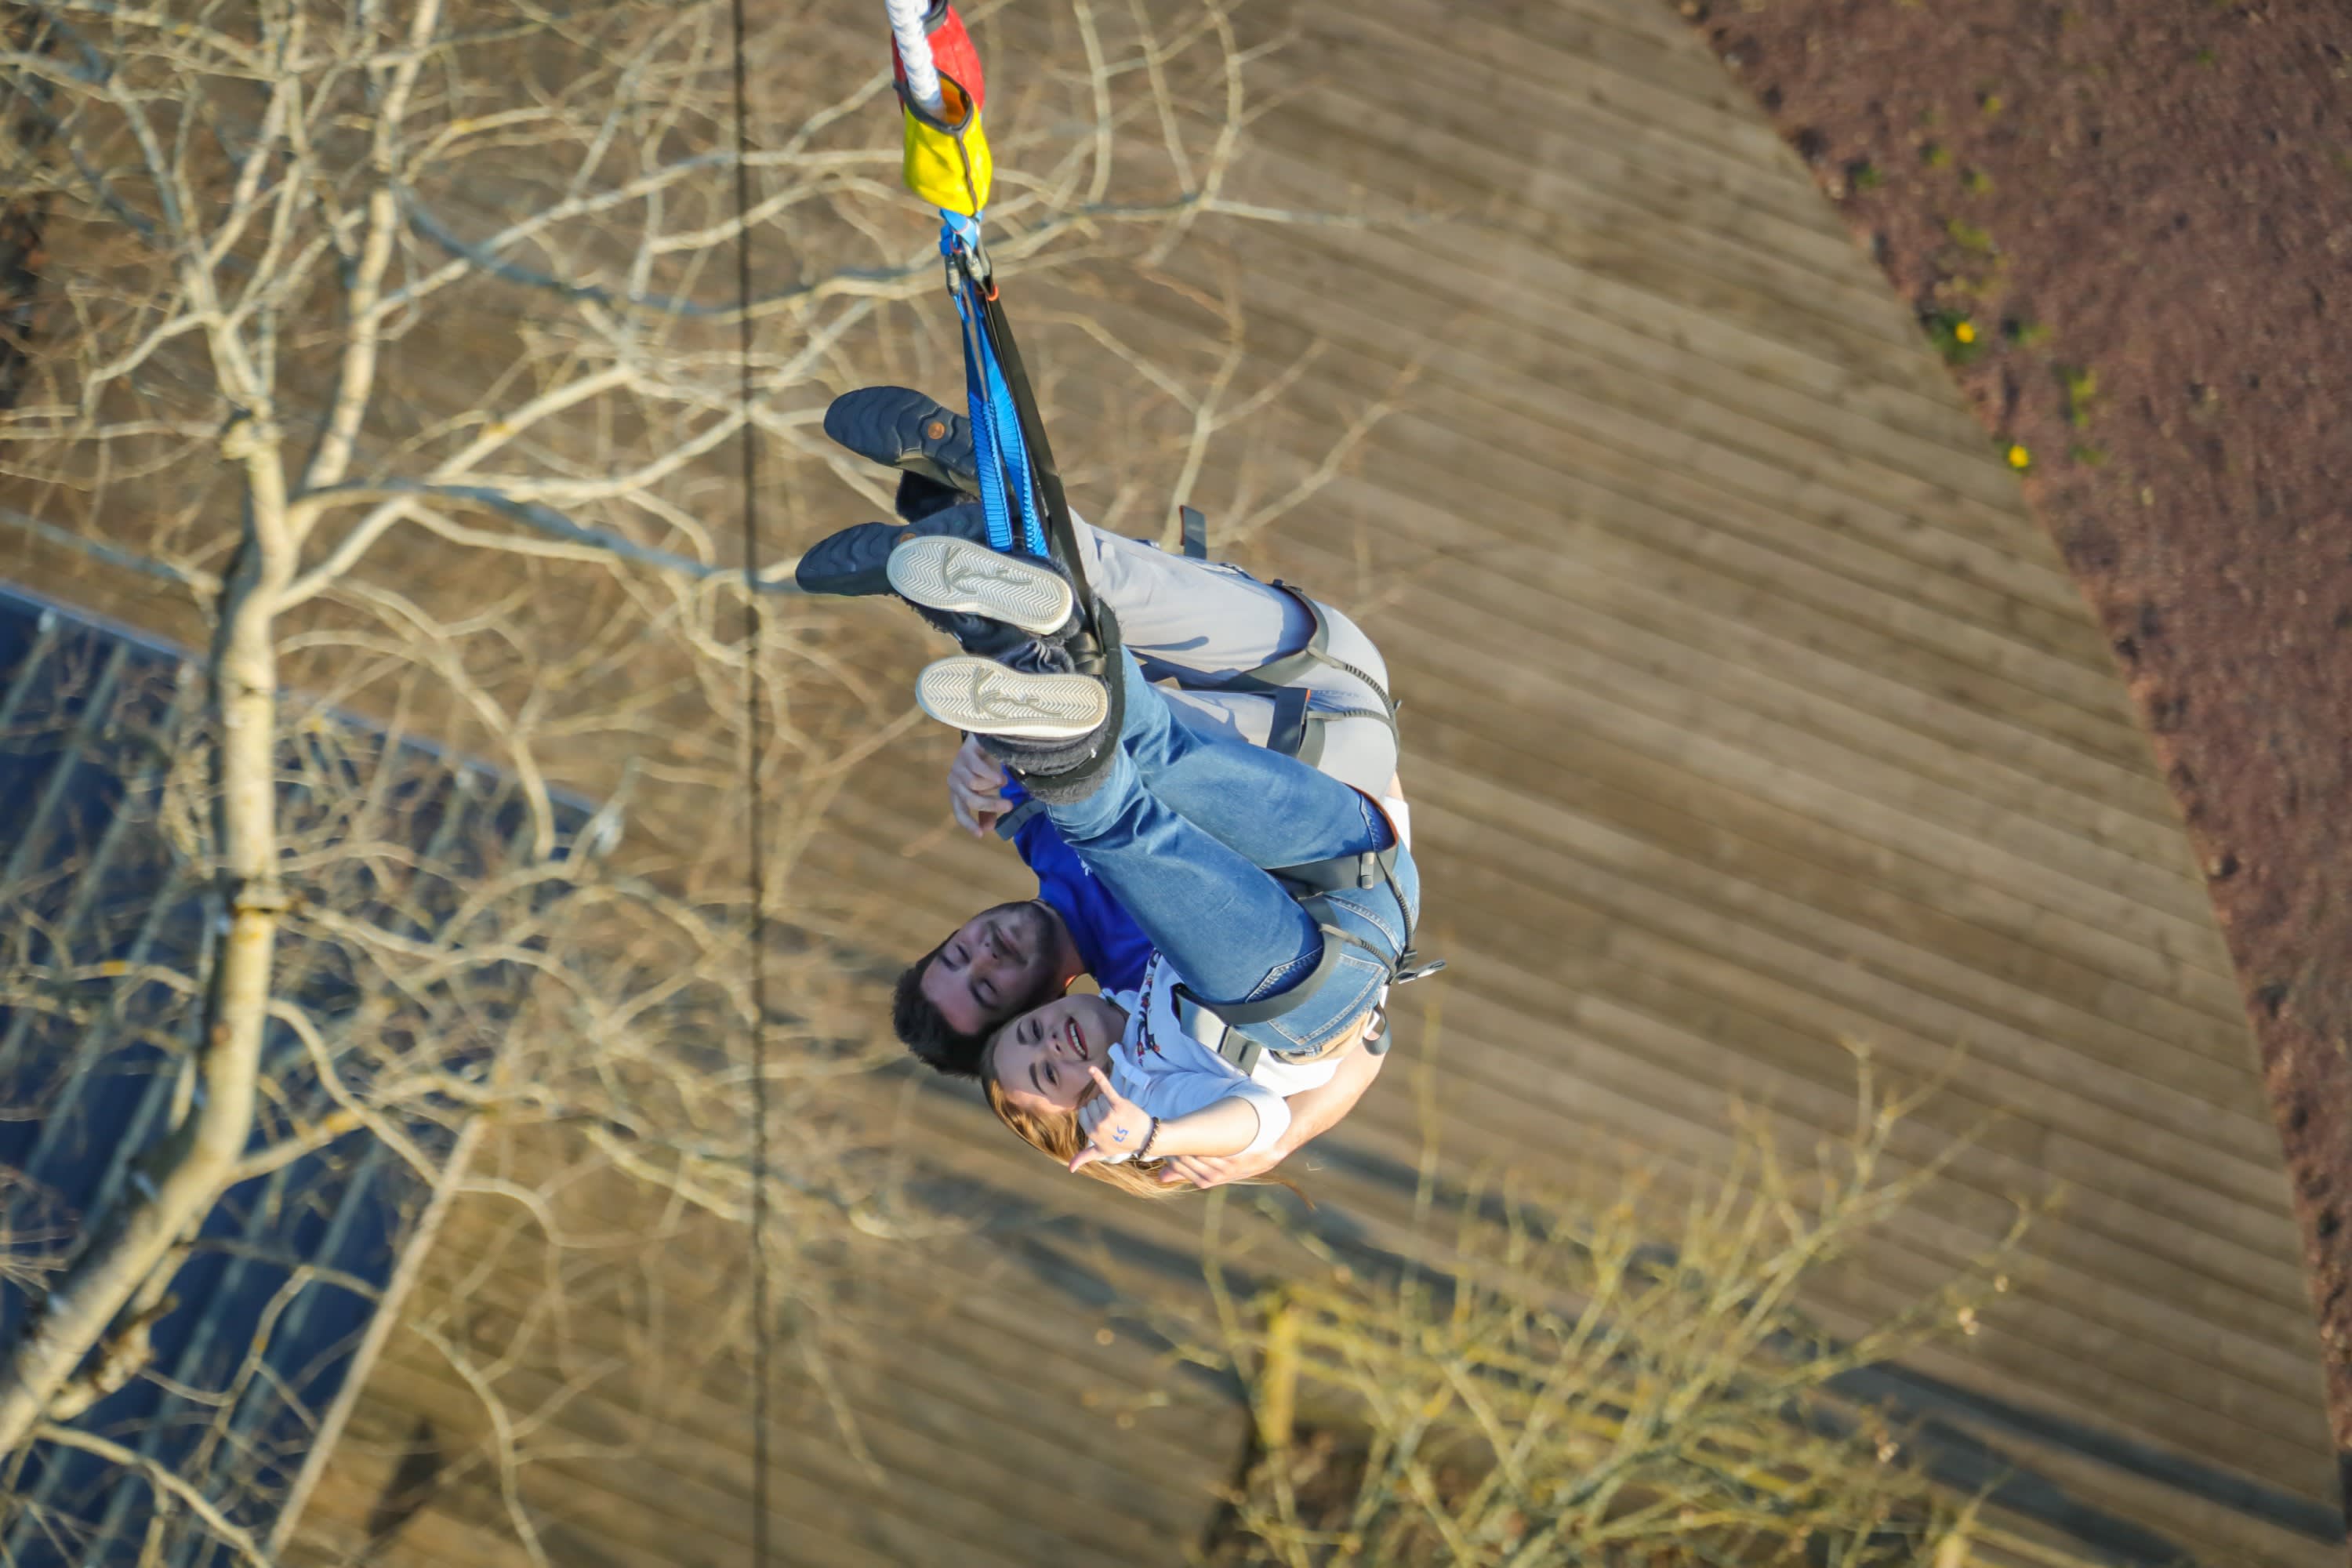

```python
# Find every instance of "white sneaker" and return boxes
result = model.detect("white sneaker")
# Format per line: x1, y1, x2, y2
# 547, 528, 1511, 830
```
914, 657, 1107, 739
887, 535, 1074, 636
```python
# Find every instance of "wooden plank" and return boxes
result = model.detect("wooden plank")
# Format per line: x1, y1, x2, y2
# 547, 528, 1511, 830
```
813, 801, 2323, 1397
1131, 241, 2101, 627
1271, 1092, 2338, 1505
809, 822, 2333, 1476
1354, 523, 2178, 826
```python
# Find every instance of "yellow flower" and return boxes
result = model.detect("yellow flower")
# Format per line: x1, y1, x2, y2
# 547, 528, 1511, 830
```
2005, 444, 2031, 469
1954, 320, 1977, 343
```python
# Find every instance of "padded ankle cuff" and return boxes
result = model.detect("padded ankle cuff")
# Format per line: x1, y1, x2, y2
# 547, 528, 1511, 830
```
985, 730, 1118, 804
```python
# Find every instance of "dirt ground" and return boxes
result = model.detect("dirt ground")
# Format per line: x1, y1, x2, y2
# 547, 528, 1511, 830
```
1669, 0, 2352, 1507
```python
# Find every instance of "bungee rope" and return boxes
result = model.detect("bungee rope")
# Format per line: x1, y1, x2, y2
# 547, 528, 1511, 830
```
884, 0, 1097, 613
724, 0, 773, 1559
720, 16, 1111, 1552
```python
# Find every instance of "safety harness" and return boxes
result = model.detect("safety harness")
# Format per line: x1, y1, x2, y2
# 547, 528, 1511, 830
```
1173, 838, 1444, 1074
996, 503, 1442, 1067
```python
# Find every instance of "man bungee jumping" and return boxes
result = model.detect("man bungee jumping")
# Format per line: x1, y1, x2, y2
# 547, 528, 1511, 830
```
799, 386, 1425, 1189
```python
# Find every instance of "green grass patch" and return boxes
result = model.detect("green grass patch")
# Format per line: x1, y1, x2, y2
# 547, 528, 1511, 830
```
1944, 217, 1996, 253
2058, 365, 2098, 428
1923, 310, 1986, 365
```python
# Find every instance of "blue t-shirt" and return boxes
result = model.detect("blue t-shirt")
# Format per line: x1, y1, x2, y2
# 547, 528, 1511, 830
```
1004, 779, 1153, 993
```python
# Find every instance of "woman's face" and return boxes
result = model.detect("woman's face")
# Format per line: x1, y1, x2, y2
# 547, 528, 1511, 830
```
990, 993, 1130, 1117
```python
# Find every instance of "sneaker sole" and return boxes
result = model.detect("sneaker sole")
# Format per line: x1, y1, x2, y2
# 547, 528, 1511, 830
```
888, 535, 1073, 635
915, 658, 1107, 739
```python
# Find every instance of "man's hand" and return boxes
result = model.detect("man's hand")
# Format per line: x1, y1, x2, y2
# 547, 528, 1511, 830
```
1158, 1147, 1287, 1190
949, 733, 1011, 837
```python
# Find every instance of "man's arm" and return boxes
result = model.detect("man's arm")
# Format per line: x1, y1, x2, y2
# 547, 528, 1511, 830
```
1159, 1042, 1388, 1189
947, 733, 1011, 835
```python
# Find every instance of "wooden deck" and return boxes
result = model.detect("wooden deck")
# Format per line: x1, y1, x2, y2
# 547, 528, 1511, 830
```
289, 1, 2338, 1564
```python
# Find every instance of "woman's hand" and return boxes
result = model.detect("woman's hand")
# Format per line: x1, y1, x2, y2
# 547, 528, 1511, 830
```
1157, 1148, 1283, 1189
948, 734, 1011, 837
1069, 1066, 1154, 1172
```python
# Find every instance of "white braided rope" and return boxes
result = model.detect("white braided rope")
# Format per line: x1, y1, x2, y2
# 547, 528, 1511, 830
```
884, 0, 946, 116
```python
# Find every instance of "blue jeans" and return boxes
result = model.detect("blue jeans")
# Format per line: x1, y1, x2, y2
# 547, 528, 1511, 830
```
1045, 651, 1421, 1056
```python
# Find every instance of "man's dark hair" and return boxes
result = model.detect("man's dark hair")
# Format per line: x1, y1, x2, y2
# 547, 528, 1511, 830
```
892, 941, 992, 1078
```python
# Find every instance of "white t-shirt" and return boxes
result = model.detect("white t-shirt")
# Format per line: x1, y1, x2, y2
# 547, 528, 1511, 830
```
1076, 955, 1340, 1160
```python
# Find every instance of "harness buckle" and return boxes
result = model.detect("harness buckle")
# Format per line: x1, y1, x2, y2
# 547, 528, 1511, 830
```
1392, 952, 1447, 986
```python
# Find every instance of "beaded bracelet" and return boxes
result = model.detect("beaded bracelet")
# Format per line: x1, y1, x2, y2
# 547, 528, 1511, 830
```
1136, 1116, 1162, 1160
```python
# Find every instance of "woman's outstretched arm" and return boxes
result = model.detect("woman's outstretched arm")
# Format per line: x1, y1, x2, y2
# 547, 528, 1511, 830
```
1159, 1038, 1388, 1189
1071, 1068, 1277, 1171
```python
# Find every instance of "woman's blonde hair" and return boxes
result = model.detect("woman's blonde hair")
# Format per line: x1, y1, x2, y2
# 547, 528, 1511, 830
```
980, 1036, 1185, 1199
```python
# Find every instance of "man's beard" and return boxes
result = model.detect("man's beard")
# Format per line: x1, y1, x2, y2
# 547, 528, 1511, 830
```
1005, 899, 1057, 973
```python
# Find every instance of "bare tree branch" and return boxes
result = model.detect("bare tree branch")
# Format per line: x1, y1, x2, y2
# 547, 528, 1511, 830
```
0, 0, 1404, 1551
30, 1425, 274, 1566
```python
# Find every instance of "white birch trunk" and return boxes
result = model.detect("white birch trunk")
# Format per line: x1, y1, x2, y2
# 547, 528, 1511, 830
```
0, 418, 292, 1452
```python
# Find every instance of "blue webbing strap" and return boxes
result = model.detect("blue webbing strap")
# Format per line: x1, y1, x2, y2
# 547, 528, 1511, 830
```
953, 286, 1015, 553
942, 211, 1047, 558
979, 332, 1047, 554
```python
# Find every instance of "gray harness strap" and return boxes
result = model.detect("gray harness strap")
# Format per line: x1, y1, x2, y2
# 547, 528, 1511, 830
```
1226, 584, 1400, 756
1226, 583, 1338, 693
994, 796, 1049, 840
1174, 845, 1446, 1073
1265, 685, 1314, 764
1172, 894, 1370, 1076
1180, 504, 1209, 561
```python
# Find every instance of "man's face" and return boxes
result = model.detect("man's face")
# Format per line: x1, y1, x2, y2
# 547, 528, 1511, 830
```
920, 900, 1059, 1036
989, 993, 1130, 1118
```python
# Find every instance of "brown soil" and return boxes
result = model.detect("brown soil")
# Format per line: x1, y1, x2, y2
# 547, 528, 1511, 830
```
1671, 0, 2352, 1510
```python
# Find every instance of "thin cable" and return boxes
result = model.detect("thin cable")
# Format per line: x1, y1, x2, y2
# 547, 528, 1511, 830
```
724, 1, 772, 1561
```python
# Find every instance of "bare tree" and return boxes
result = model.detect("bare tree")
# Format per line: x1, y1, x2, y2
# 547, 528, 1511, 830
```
1183, 1047, 2039, 1567
0, 0, 1400, 1555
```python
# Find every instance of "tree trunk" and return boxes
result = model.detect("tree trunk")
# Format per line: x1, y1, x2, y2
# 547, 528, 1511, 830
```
0, 420, 290, 1453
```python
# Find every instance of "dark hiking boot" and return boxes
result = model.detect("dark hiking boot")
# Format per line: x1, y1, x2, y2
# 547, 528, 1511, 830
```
794, 509, 1069, 658
793, 519, 906, 598
790, 521, 1023, 656
894, 470, 969, 524
822, 387, 981, 498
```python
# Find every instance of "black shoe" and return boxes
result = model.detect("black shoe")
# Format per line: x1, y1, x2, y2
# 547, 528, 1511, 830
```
895, 470, 968, 524
790, 517, 1031, 656
822, 387, 981, 499
905, 500, 996, 549
793, 519, 906, 597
